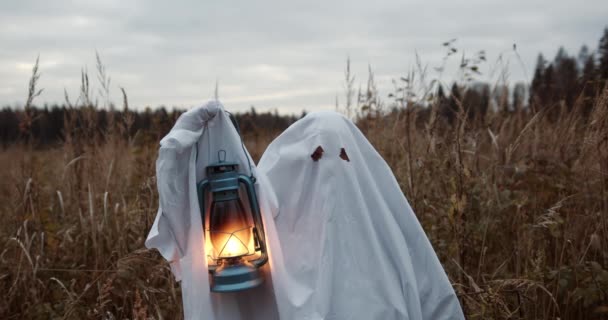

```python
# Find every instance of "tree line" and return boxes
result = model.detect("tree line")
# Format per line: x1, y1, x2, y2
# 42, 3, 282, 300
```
0, 105, 299, 148
1, 27, 607, 147
432, 27, 608, 124
530, 27, 608, 115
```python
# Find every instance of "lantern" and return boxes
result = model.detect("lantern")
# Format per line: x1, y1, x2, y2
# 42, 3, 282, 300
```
197, 150, 268, 292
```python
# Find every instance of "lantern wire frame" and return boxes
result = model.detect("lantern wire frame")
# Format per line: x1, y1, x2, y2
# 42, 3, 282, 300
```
202, 184, 262, 264
213, 226, 254, 258
206, 226, 258, 260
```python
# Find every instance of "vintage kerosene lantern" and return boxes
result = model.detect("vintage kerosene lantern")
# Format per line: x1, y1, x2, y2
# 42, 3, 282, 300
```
197, 150, 268, 292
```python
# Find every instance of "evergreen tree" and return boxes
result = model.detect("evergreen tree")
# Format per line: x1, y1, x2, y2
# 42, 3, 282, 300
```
463, 83, 490, 118
578, 45, 590, 69
580, 54, 598, 115
437, 85, 446, 102
542, 64, 555, 105
436, 85, 449, 119
553, 47, 578, 109
530, 54, 546, 105
599, 27, 608, 81
581, 54, 597, 86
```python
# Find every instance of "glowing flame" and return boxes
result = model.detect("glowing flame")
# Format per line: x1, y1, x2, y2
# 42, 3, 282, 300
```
222, 234, 248, 257
210, 225, 254, 258
207, 198, 254, 259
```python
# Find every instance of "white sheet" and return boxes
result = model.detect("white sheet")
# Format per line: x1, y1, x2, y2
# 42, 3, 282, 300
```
146, 101, 282, 320
258, 111, 465, 320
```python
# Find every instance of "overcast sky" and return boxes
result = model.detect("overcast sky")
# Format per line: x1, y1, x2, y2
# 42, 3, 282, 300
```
1, 0, 607, 113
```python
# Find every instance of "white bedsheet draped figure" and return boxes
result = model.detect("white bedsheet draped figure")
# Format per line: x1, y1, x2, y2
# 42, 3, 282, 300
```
258, 111, 465, 320
146, 101, 283, 320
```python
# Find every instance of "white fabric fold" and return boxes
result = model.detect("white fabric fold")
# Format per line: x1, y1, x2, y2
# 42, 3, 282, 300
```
258, 111, 465, 320
146, 101, 281, 320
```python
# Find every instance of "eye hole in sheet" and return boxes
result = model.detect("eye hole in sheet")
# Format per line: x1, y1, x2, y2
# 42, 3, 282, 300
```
311, 146, 324, 161
339, 148, 350, 162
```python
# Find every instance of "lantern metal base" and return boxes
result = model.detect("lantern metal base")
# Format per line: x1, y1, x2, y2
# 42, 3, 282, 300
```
210, 264, 263, 293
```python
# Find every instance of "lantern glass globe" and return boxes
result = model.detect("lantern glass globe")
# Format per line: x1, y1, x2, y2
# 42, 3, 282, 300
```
209, 198, 254, 259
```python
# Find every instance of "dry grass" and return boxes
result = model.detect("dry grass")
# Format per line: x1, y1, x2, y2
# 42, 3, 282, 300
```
0, 115, 281, 319
359, 84, 608, 319
1, 59, 608, 319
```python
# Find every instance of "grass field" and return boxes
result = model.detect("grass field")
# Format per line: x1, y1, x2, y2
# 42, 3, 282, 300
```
1, 67, 607, 319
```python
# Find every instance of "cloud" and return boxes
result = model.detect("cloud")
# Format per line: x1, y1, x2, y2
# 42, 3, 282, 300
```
0, 0, 607, 113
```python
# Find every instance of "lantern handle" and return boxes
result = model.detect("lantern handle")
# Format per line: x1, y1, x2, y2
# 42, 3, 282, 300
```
196, 179, 217, 273
238, 174, 268, 268
218, 150, 226, 163
227, 111, 256, 183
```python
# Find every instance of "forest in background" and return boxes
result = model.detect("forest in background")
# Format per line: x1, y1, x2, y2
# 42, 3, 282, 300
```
1, 28, 607, 148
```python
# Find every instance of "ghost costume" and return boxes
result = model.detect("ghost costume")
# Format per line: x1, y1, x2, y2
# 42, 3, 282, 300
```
146, 101, 284, 320
258, 111, 465, 320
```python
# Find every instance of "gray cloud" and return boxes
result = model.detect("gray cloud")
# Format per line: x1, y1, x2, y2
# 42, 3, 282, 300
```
1, 0, 607, 113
